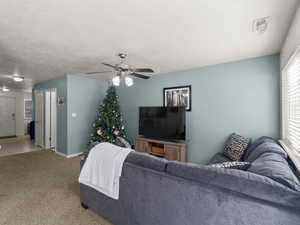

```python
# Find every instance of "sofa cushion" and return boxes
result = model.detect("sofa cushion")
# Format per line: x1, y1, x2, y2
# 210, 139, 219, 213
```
248, 152, 300, 191
208, 153, 232, 164
125, 151, 167, 172
243, 136, 277, 161
210, 161, 251, 170
223, 133, 250, 161
246, 142, 287, 163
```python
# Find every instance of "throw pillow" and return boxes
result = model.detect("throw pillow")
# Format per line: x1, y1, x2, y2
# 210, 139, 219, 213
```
223, 133, 250, 161
210, 161, 251, 170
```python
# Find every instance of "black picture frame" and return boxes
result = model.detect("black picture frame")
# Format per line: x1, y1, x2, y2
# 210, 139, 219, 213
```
163, 85, 192, 111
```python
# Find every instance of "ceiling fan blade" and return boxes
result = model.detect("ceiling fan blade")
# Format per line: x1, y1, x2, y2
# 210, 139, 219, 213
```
131, 73, 150, 79
102, 63, 117, 69
135, 68, 154, 73
86, 71, 112, 75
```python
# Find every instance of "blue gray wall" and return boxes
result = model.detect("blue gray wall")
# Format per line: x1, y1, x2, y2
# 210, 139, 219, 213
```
117, 55, 280, 164
34, 76, 68, 154
67, 75, 108, 155
33, 75, 108, 156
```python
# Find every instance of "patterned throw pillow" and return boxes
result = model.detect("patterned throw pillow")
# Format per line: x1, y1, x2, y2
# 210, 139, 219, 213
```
223, 133, 250, 161
210, 161, 251, 170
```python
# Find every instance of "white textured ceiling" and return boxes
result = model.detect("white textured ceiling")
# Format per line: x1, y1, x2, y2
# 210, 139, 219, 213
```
0, 0, 299, 90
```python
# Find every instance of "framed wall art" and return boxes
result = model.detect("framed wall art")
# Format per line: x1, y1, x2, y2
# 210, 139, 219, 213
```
163, 85, 191, 111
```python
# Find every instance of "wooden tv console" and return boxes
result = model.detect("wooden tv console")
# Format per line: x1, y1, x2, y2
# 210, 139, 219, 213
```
135, 137, 187, 162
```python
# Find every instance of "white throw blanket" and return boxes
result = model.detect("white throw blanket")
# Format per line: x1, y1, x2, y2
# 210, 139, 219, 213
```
78, 142, 132, 200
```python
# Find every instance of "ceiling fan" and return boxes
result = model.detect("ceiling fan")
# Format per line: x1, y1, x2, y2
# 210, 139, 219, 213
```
85, 53, 154, 86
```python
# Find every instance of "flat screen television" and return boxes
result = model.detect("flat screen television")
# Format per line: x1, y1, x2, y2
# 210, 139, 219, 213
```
139, 106, 186, 140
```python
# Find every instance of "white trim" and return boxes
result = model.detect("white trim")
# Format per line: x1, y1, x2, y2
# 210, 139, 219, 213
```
55, 151, 67, 157
279, 140, 300, 172
280, 46, 300, 172
55, 151, 83, 158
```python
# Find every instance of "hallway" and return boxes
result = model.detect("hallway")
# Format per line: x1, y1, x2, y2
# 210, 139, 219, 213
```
0, 136, 41, 157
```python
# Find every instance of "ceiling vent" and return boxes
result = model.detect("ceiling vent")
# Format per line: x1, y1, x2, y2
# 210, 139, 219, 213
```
253, 17, 269, 34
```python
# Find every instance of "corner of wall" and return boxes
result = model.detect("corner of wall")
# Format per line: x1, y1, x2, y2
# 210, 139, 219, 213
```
280, 2, 300, 69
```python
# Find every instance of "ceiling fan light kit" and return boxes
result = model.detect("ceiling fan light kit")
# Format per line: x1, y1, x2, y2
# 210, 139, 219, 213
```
125, 76, 134, 87
112, 74, 134, 87
112, 76, 121, 86
86, 53, 154, 87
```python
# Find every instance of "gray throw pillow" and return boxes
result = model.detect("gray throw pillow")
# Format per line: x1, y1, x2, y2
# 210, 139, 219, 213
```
210, 161, 251, 170
223, 133, 250, 161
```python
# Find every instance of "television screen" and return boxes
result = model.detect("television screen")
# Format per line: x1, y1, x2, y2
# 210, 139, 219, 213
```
139, 106, 186, 140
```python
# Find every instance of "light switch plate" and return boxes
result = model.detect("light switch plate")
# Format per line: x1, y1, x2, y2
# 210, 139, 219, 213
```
72, 113, 77, 118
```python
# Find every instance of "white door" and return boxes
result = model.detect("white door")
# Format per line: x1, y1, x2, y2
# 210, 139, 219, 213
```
0, 97, 16, 137
35, 91, 44, 147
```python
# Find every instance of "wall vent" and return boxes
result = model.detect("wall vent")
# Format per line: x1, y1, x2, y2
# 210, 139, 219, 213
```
253, 17, 269, 34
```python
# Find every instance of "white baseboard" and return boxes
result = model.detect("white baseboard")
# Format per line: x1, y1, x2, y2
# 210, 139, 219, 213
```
55, 151, 83, 158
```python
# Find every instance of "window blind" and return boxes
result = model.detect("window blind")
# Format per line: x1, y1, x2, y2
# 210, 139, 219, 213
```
282, 48, 300, 155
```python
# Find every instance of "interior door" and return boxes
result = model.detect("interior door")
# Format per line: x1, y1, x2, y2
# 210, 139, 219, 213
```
0, 96, 16, 137
35, 91, 44, 147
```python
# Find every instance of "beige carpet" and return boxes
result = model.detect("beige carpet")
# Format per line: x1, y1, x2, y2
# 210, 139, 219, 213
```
0, 150, 113, 225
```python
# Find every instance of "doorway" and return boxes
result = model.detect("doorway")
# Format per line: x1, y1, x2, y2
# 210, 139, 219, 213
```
0, 96, 16, 138
34, 89, 57, 150
35, 91, 44, 147
44, 89, 57, 150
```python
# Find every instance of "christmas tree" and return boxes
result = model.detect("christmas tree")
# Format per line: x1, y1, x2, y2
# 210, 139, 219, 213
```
90, 86, 127, 144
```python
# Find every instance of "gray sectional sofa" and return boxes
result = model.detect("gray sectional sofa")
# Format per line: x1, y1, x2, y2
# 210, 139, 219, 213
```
80, 137, 300, 225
